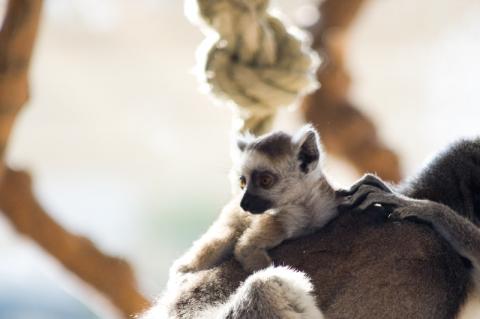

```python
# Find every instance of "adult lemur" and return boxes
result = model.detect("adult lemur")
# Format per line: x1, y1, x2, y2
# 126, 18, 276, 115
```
142, 137, 480, 319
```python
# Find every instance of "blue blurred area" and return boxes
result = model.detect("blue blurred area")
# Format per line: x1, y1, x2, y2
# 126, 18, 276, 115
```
0, 289, 97, 319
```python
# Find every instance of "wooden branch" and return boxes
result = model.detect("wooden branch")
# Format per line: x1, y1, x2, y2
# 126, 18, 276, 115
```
0, 0, 43, 177
301, 0, 402, 182
0, 168, 150, 316
0, 0, 150, 317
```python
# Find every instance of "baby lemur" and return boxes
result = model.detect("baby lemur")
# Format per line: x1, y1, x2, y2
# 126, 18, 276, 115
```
174, 125, 338, 273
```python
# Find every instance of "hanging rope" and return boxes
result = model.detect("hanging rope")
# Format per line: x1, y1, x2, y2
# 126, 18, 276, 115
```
187, 0, 320, 135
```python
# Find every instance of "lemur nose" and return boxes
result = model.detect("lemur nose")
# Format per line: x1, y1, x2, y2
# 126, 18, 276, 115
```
240, 192, 272, 214
240, 194, 251, 212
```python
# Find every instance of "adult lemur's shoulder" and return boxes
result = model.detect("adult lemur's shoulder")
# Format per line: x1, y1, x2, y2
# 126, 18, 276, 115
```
401, 138, 480, 224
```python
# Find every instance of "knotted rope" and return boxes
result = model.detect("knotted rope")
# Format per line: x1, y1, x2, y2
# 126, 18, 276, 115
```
187, 0, 320, 135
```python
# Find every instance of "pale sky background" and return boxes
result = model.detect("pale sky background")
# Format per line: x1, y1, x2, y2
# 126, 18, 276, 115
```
1, 0, 480, 317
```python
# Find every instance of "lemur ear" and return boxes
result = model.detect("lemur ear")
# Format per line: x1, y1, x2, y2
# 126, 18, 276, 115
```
231, 132, 254, 158
293, 125, 321, 173
236, 133, 254, 152
236, 137, 248, 152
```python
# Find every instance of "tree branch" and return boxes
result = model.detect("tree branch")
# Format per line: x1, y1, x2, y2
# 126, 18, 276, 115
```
0, 168, 150, 316
0, 0, 150, 317
0, 0, 42, 177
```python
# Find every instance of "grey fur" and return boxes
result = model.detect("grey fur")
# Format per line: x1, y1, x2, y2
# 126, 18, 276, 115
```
400, 138, 480, 224
246, 131, 293, 158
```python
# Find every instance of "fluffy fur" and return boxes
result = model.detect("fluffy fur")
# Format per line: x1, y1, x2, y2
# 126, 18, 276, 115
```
141, 266, 323, 319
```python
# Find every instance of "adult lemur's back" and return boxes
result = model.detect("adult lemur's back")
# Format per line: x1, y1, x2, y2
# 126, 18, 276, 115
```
343, 138, 480, 318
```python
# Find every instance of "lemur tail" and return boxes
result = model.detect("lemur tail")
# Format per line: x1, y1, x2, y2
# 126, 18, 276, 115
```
400, 138, 480, 224
139, 266, 324, 319
216, 266, 324, 319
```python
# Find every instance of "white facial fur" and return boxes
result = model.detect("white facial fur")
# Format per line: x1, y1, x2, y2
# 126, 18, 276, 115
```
230, 125, 326, 213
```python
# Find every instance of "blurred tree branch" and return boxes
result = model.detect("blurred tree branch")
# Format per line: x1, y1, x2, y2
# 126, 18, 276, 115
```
0, 169, 150, 316
301, 0, 402, 182
0, 0, 150, 317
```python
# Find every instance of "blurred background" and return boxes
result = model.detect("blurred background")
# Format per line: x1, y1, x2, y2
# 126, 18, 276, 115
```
1, 0, 480, 317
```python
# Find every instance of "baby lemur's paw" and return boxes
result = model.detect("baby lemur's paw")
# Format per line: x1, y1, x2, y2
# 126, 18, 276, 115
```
234, 245, 272, 273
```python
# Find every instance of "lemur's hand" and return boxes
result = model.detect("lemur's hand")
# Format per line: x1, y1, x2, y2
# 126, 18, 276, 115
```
338, 174, 401, 212
337, 174, 393, 198
387, 199, 441, 223
338, 174, 442, 223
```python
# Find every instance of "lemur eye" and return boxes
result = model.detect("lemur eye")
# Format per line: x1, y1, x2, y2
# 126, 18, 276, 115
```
239, 176, 247, 189
259, 173, 275, 189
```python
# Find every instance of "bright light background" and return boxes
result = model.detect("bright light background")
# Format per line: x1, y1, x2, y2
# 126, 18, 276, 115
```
0, 0, 479, 317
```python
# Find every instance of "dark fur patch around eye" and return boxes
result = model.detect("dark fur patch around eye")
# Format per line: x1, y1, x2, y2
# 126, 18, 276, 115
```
251, 170, 278, 188
247, 132, 292, 158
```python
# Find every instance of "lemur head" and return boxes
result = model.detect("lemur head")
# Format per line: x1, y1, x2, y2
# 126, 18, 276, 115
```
231, 125, 324, 214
